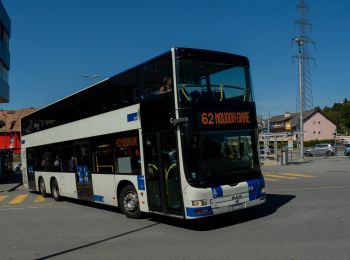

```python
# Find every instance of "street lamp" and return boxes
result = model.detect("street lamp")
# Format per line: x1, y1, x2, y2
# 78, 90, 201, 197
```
82, 74, 99, 79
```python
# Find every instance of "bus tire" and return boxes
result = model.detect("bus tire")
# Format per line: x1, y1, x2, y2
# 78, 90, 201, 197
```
119, 185, 141, 219
51, 178, 61, 201
38, 177, 47, 198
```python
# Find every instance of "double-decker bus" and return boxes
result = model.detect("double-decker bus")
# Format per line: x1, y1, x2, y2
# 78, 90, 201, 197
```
21, 48, 265, 219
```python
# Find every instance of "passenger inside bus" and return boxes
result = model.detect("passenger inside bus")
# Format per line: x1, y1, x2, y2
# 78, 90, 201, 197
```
69, 156, 77, 172
54, 155, 62, 171
159, 76, 173, 94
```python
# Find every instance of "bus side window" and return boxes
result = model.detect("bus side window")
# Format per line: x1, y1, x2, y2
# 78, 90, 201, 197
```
115, 132, 141, 175
190, 91, 201, 102
133, 87, 144, 103
214, 89, 225, 102
33, 120, 43, 131
200, 89, 213, 102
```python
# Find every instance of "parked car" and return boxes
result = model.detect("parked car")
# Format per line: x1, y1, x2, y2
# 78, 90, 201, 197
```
344, 143, 350, 156
304, 143, 334, 157
304, 148, 314, 157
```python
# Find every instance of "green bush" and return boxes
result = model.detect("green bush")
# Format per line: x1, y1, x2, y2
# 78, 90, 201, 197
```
304, 139, 335, 147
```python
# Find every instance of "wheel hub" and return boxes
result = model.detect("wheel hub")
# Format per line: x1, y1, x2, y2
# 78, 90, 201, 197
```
123, 192, 138, 212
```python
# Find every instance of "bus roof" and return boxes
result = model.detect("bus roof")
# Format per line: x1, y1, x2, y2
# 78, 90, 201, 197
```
22, 48, 249, 119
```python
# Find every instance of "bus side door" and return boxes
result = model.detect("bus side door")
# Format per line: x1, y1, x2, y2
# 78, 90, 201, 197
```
74, 142, 94, 200
143, 131, 183, 216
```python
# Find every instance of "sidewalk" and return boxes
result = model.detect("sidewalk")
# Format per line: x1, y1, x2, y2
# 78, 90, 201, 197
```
0, 172, 22, 192
261, 149, 308, 167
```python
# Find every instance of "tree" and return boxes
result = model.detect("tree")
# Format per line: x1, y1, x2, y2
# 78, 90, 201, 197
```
322, 99, 350, 135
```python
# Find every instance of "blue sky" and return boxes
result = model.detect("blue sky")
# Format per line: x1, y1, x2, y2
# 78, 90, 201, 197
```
1, 0, 349, 117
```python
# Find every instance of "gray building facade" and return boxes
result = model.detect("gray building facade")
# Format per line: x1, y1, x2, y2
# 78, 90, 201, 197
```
0, 1, 10, 103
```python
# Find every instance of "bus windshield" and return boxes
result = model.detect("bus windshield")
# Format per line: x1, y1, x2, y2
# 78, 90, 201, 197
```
176, 54, 253, 106
184, 129, 261, 188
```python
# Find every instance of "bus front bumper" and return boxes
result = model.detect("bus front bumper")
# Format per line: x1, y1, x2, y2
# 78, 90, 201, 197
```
185, 194, 266, 219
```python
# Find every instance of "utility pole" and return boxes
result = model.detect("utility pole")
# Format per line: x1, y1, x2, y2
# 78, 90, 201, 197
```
293, 0, 316, 160
267, 111, 270, 134
294, 38, 304, 159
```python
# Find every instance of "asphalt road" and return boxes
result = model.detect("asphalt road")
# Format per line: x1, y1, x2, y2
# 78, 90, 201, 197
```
0, 156, 349, 260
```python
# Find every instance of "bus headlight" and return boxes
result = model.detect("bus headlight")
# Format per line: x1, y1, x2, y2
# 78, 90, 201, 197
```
260, 188, 265, 194
192, 200, 207, 206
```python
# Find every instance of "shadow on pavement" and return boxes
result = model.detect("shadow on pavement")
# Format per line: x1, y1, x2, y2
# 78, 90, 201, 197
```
48, 196, 124, 214
288, 160, 312, 165
34, 194, 294, 259
38, 193, 295, 231
149, 193, 295, 231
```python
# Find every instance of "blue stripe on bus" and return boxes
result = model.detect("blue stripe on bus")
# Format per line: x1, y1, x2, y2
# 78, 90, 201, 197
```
247, 178, 265, 201
186, 206, 214, 217
28, 166, 34, 174
127, 112, 138, 122
93, 195, 104, 202
211, 186, 223, 198
137, 175, 145, 190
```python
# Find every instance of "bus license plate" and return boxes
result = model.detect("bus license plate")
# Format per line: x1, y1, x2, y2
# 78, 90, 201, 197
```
229, 203, 244, 211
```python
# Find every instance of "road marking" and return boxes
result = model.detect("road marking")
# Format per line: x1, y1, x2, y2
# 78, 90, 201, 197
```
263, 177, 278, 182
264, 174, 297, 180
263, 172, 315, 181
0, 195, 7, 202
0, 204, 53, 211
9, 194, 29, 205
281, 173, 314, 178
269, 186, 350, 192
34, 195, 46, 203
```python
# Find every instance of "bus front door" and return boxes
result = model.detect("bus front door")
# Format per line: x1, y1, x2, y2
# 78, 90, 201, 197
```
74, 142, 94, 201
143, 131, 183, 216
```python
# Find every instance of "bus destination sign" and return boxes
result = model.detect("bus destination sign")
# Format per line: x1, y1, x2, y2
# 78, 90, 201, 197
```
200, 111, 251, 126
116, 136, 138, 148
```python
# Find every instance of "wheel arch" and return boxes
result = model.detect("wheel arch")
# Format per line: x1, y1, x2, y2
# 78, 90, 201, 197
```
117, 180, 135, 204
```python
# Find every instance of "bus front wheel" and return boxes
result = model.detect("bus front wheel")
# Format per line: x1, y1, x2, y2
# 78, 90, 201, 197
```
119, 185, 141, 219
51, 179, 61, 201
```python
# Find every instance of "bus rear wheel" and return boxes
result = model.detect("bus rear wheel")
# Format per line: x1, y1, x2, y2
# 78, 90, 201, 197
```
119, 185, 141, 219
38, 178, 47, 198
51, 179, 61, 201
